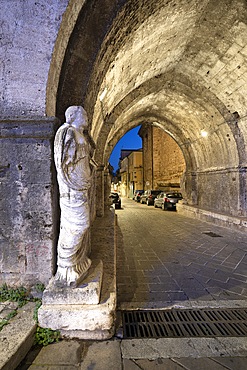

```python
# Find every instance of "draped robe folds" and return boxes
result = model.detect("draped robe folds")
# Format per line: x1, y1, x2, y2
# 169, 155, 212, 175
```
54, 123, 92, 286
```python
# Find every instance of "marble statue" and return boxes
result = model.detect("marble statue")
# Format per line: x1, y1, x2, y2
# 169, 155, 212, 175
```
54, 106, 93, 287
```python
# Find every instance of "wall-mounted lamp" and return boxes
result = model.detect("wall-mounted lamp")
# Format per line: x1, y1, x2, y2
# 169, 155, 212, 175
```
200, 129, 208, 138
99, 87, 107, 102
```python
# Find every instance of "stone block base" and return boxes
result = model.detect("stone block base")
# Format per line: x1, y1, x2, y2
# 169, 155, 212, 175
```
38, 259, 116, 339
38, 208, 117, 340
42, 259, 103, 305
38, 292, 116, 340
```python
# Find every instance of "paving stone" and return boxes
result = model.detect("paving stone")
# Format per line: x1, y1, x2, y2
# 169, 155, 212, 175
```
173, 277, 205, 289
213, 357, 247, 370
213, 270, 231, 282
231, 274, 247, 283
234, 266, 247, 277
80, 340, 122, 370
118, 295, 135, 303
0, 302, 36, 370
182, 290, 212, 300
32, 340, 82, 366
124, 358, 184, 369
149, 282, 180, 292
123, 358, 140, 369
217, 291, 243, 300
136, 283, 150, 291
174, 357, 229, 369
168, 292, 188, 301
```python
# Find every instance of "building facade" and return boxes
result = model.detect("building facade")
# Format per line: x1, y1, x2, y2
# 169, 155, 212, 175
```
139, 124, 186, 191
119, 149, 143, 198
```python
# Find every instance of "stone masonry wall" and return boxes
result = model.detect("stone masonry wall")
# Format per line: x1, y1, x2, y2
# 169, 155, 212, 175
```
153, 127, 185, 190
0, 0, 69, 118
0, 118, 59, 287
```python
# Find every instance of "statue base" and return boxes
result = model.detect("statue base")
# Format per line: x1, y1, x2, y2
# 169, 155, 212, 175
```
38, 208, 117, 340
42, 259, 103, 305
38, 259, 116, 339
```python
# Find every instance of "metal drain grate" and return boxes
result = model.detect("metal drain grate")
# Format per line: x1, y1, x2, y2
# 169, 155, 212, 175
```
122, 308, 247, 338
203, 231, 222, 237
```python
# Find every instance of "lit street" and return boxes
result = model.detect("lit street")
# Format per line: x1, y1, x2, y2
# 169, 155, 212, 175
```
116, 197, 247, 308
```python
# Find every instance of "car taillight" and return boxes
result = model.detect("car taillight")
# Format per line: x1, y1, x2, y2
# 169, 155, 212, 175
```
164, 197, 170, 202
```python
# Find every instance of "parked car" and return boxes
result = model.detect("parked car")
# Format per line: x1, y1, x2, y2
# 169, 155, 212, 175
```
140, 189, 162, 206
133, 190, 144, 202
154, 192, 183, 210
109, 192, 121, 209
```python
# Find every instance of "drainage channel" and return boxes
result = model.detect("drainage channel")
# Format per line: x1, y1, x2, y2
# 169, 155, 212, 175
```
122, 308, 247, 339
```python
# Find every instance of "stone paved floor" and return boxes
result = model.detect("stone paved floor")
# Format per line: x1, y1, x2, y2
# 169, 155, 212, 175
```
17, 199, 247, 369
116, 198, 247, 308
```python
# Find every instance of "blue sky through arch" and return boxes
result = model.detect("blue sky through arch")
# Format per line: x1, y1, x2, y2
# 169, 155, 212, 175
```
109, 125, 142, 172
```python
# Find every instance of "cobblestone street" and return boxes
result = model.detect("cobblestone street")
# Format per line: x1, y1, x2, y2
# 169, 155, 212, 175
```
116, 198, 247, 308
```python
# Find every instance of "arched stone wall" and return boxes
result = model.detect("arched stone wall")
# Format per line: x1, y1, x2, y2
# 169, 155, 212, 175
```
94, 73, 242, 215
43, 0, 247, 219
84, 0, 247, 218
1, 0, 247, 287
0, 0, 70, 118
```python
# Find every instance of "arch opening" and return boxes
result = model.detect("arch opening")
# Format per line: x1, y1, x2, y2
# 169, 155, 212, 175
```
53, 0, 247, 220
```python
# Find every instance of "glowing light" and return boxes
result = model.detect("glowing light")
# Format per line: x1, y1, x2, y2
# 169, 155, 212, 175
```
201, 130, 208, 138
99, 88, 107, 102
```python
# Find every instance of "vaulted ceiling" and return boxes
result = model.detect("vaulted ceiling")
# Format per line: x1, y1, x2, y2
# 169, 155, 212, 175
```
56, 0, 247, 173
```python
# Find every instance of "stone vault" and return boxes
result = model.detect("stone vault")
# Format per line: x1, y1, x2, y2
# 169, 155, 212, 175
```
1, 0, 247, 286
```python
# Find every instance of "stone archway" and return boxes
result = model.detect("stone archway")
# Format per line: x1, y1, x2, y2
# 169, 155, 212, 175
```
1, 0, 247, 296
53, 0, 247, 224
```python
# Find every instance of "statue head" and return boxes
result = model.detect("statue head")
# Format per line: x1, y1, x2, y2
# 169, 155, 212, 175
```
65, 106, 88, 131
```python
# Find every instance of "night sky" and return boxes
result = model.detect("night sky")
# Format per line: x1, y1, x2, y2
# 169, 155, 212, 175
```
109, 125, 142, 172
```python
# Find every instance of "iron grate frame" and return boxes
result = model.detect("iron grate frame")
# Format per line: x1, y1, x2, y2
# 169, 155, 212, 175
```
122, 308, 247, 339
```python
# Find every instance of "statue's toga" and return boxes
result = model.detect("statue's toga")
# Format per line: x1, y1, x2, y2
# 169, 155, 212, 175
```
54, 106, 92, 286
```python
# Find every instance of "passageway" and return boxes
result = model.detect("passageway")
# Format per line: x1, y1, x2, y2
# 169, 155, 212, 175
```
2, 0, 247, 300
52, 0, 247, 222
2, 0, 247, 354
116, 198, 247, 309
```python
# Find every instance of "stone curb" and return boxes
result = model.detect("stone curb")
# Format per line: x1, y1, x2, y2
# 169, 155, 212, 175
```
177, 203, 247, 232
0, 302, 37, 370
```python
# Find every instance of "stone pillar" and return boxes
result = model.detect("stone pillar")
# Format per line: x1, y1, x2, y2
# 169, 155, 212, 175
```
96, 165, 105, 217
180, 170, 198, 205
0, 117, 59, 287
104, 168, 112, 205
239, 166, 247, 217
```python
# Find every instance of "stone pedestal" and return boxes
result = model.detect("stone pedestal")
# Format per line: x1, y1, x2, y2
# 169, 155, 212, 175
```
38, 293, 116, 340
38, 259, 116, 339
38, 208, 117, 340
42, 260, 103, 305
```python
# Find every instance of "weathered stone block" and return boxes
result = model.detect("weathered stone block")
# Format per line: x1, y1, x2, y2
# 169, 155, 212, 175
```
0, 118, 59, 287
38, 293, 116, 340
42, 260, 103, 305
